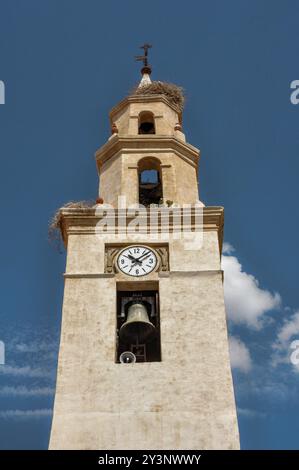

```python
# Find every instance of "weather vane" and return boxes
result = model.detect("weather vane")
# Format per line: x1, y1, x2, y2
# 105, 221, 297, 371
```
135, 43, 152, 74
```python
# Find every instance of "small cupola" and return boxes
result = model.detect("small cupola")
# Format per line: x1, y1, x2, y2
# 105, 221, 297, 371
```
95, 45, 200, 208
108, 45, 185, 138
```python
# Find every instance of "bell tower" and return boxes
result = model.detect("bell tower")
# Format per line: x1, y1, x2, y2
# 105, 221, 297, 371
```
49, 47, 240, 450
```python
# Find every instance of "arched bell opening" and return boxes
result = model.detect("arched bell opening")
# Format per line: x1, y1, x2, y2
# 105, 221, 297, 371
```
116, 289, 161, 363
138, 157, 163, 207
138, 111, 155, 134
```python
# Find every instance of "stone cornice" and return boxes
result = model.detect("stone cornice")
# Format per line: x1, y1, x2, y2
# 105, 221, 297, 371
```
59, 206, 224, 254
109, 94, 182, 122
63, 270, 224, 280
159, 270, 223, 276
95, 135, 200, 171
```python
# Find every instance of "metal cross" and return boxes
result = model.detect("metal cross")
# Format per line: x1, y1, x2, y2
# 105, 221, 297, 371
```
135, 43, 152, 67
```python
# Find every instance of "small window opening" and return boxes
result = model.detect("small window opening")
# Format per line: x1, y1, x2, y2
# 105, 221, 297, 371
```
138, 111, 155, 134
138, 158, 163, 207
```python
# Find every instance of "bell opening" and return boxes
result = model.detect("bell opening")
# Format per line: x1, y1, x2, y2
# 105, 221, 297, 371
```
116, 290, 161, 363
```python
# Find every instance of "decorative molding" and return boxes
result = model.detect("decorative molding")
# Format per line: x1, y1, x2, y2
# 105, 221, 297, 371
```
159, 270, 223, 277
63, 270, 224, 280
63, 273, 115, 279
95, 135, 200, 172
105, 247, 120, 274
110, 94, 182, 121
129, 114, 163, 119
58, 206, 224, 255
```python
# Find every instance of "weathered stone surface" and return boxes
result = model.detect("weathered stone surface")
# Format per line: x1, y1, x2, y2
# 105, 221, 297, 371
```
50, 230, 239, 449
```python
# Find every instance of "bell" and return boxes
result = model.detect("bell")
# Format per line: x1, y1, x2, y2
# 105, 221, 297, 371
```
120, 302, 155, 343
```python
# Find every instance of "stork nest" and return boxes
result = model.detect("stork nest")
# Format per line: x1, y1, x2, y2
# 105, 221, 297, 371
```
131, 81, 185, 111
48, 200, 95, 248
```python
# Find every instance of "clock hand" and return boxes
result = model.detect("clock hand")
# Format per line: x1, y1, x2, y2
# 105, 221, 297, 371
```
138, 253, 151, 263
127, 254, 142, 265
135, 251, 151, 262
132, 260, 142, 266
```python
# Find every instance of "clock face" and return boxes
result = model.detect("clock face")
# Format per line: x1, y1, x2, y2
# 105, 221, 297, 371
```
117, 246, 158, 277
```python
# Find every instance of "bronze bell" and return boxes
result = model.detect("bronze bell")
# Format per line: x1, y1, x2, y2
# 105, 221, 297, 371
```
120, 302, 155, 343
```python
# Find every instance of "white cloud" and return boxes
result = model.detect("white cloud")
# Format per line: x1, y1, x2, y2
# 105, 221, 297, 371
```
0, 365, 53, 378
229, 336, 252, 372
277, 311, 299, 346
15, 341, 57, 353
0, 386, 54, 397
222, 246, 281, 328
237, 407, 266, 418
223, 242, 235, 255
0, 409, 52, 419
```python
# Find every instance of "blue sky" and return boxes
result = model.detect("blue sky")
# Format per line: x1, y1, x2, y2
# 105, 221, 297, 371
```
0, 0, 299, 449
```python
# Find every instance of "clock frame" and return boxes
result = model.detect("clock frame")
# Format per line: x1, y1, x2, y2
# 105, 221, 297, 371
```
116, 245, 158, 277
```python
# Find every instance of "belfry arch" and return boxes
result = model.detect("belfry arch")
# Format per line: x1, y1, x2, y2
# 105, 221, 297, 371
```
138, 157, 162, 206
138, 111, 156, 134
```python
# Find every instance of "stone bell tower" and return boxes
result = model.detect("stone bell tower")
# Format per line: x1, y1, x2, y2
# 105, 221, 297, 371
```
49, 47, 240, 450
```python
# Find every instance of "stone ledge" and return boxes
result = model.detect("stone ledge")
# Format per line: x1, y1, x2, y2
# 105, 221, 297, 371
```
159, 270, 223, 278
63, 270, 224, 280
58, 206, 224, 255
95, 135, 199, 171
63, 273, 115, 279
109, 94, 182, 121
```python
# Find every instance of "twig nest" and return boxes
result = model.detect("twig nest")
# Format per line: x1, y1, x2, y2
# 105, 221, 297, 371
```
131, 81, 185, 111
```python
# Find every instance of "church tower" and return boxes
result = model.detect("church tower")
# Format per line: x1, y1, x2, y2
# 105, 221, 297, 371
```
49, 47, 240, 450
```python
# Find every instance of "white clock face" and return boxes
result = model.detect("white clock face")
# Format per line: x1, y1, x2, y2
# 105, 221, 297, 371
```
117, 246, 158, 277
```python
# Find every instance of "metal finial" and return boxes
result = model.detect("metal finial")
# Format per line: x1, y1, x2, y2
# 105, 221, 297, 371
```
135, 43, 152, 75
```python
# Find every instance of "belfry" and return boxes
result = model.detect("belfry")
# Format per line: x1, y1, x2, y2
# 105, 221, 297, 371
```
49, 46, 240, 450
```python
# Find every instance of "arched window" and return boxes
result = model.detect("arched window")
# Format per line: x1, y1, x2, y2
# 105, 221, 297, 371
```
138, 111, 155, 135
138, 157, 162, 206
